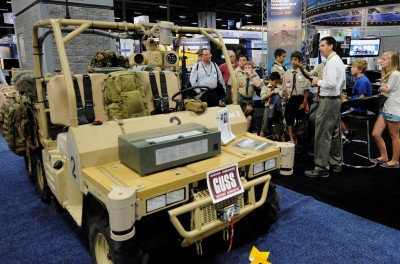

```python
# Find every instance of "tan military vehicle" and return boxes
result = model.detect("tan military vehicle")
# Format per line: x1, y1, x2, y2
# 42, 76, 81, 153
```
16, 18, 292, 263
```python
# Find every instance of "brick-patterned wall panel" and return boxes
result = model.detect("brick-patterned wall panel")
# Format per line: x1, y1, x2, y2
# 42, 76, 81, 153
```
48, 5, 113, 74
13, 3, 113, 74
13, 5, 40, 71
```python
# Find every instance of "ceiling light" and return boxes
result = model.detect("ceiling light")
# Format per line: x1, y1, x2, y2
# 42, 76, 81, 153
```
245, 14, 252, 17
245, 3, 253, 6
216, 18, 222, 21
7, 1, 12, 3
222, 24, 227, 27
114, 17, 121, 20
247, 21, 253, 24
159, 5, 167, 9
191, 22, 197, 25
179, 15, 186, 18
0, 8, 9, 11
134, 12, 142, 15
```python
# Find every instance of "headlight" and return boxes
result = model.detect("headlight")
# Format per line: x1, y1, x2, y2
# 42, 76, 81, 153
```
252, 158, 277, 176
166, 189, 185, 204
264, 158, 276, 170
146, 188, 186, 213
146, 195, 166, 213
253, 162, 265, 175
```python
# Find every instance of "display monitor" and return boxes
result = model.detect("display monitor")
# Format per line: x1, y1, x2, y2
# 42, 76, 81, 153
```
310, 33, 320, 58
1, 58, 19, 70
349, 38, 381, 57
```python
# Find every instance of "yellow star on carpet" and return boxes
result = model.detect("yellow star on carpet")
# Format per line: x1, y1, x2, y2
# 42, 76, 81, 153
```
249, 246, 271, 264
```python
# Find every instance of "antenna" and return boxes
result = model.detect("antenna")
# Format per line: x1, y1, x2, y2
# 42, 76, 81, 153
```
65, 0, 71, 19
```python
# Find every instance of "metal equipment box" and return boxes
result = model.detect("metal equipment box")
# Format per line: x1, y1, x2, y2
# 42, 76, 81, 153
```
118, 123, 221, 175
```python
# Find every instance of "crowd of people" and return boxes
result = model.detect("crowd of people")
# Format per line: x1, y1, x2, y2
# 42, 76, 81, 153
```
189, 39, 400, 174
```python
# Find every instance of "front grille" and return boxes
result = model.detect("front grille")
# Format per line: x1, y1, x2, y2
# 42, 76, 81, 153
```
194, 189, 245, 225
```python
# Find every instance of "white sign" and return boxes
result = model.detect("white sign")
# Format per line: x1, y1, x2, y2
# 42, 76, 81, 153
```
206, 163, 244, 204
3, 13, 14, 24
216, 107, 235, 145
134, 15, 149, 24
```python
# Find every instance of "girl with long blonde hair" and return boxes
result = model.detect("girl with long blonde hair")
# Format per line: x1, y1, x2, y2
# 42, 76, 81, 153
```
371, 51, 400, 168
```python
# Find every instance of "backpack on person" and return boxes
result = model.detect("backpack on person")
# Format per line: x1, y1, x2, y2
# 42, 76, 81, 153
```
267, 94, 283, 122
188, 62, 226, 100
102, 71, 150, 119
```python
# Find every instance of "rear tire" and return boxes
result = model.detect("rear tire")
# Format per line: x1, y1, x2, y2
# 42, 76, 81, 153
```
35, 150, 51, 203
89, 214, 149, 264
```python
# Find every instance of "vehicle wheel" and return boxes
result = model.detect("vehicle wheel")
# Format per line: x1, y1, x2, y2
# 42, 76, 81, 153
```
24, 154, 36, 184
35, 150, 51, 203
50, 195, 63, 213
233, 183, 280, 244
89, 214, 149, 264
252, 182, 280, 234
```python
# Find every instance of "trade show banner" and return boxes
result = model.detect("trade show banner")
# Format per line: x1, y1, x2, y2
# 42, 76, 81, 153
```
179, 38, 210, 68
267, 0, 302, 74
306, 0, 398, 19
307, 5, 400, 27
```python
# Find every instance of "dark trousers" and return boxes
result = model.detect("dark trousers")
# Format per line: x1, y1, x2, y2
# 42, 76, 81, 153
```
284, 95, 305, 126
201, 89, 219, 107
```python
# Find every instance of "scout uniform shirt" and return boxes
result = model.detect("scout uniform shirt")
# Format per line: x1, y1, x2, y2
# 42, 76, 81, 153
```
235, 68, 261, 98
260, 84, 280, 107
283, 68, 310, 97
271, 61, 287, 78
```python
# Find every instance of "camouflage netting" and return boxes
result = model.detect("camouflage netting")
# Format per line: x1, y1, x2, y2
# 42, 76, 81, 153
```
12, 70, 37, 103
88, 50, 130, 73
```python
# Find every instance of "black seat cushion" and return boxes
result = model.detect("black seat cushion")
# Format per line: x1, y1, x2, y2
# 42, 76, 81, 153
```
342, 94, 387, 114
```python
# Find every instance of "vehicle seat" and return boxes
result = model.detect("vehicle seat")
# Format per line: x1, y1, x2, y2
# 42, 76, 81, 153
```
135, 71, 181, 113
47, 71, 181, 127
47, 73, 108, 126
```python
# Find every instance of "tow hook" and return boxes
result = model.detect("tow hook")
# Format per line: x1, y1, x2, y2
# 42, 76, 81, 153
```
196, 240, 203, 255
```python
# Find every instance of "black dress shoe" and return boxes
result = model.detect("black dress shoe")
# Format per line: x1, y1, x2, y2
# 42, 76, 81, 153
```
331, 166, 342, 173
304, 169, 329, 178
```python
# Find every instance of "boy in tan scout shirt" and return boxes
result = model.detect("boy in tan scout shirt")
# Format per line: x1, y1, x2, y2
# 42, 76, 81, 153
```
260, 71, 285, 141
234, 61, 262, 113
282, 51, 311, 145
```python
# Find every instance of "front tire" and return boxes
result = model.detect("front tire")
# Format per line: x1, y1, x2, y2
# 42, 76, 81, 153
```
24, 153, 36, 184
35, 150, 51, 203
89, 214, 149, 264
252, 182, 280, 234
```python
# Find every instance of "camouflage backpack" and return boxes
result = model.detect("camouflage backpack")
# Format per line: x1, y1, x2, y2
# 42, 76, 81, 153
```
12, 70, 37, 102
103, 71, 149, 119
88, 50, 130, 73
0, 90, 32, 156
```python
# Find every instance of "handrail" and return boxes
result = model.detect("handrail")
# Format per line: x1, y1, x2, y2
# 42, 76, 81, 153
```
32, 19, 237, 131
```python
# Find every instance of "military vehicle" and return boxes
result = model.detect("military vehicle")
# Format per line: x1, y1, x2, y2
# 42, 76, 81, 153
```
11, 18, 293, 263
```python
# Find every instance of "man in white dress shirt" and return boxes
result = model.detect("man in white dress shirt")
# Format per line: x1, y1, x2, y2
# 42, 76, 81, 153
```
190, 48, 225, 107
305, 36, 346, 178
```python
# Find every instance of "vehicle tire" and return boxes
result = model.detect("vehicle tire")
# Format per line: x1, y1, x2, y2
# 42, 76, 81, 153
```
35, 150, 51, 203
252, 182, 280, 234
233, 183, 280, 245
50, 195, 63, 213
89, 214, 149, 264
24, 153, 36, 184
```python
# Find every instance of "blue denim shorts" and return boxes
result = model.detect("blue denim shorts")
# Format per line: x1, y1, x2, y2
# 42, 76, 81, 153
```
380, 112, 400, 122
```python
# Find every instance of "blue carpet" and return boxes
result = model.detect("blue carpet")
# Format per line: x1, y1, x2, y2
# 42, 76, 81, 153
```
1, 136, 399, 263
